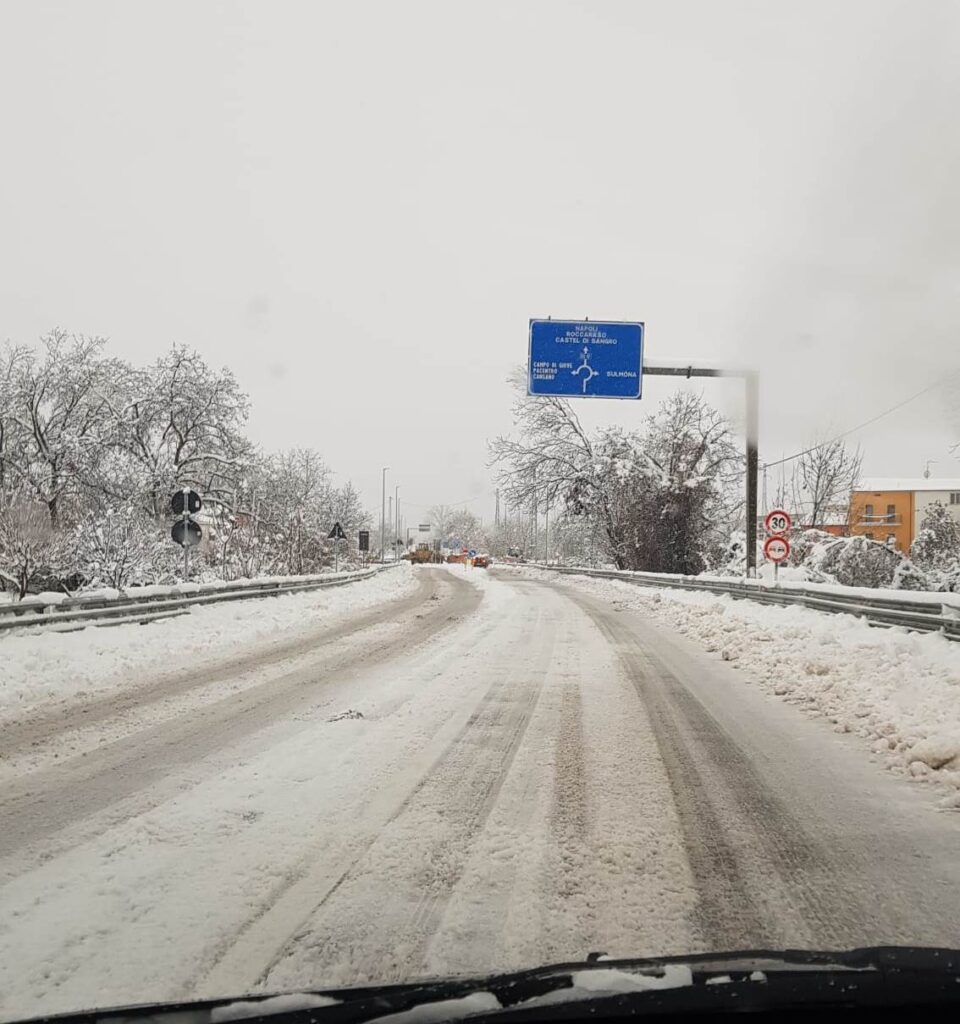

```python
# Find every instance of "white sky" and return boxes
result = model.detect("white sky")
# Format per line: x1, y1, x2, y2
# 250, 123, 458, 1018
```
2, 0, 959, 526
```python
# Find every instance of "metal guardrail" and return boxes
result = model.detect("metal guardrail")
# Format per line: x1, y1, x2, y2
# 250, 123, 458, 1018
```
529, 564, 960, 642
0, 564, 401, 635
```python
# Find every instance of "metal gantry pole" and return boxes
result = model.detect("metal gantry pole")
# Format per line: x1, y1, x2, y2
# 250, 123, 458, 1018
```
380, 466, 389, 564
745, 371, 759, 579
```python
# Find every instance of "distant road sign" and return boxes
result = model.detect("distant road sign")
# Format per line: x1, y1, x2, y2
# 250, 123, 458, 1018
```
528, 320, 643, 399
764, 509, 792, 535
171, 519, 202, 547
418, 523, 431, 532
171, 489, 201, 515
328, 522, 346, 540
468, 549, 477, 558
358, 530, 370, 552
764, 535, 790, 563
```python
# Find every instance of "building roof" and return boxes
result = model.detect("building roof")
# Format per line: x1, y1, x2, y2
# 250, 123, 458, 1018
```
856, 478, 960, 493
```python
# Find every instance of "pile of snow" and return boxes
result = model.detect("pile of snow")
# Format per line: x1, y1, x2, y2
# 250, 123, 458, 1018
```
529, 569, 960, 805
0, 565, 417, 720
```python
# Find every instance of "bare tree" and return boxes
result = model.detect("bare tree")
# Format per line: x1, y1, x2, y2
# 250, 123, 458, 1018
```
491, 375, 740, 573
1, 331, 373, 588
489, 369, 600, 541
102, 345, 253, 520
0, 331, 114, 525
790, 438, 862, 528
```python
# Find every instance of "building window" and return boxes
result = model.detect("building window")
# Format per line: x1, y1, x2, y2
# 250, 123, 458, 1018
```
951, 492, 960, 505
886, 504, 896, 522
865, 531, 874, 540
865, 503, 874, 518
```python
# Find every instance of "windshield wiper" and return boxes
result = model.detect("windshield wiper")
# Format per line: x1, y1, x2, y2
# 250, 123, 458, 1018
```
16, 947, 960, 1024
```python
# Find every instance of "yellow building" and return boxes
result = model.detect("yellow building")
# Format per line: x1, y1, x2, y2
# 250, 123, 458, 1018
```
849, 478, 960, 553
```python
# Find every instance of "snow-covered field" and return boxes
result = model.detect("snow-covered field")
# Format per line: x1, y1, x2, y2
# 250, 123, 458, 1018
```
519, 567, 960, 805
0, 566, 418, 723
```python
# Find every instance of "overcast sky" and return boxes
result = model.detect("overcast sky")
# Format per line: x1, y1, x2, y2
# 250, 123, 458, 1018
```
2, 0, 959, 524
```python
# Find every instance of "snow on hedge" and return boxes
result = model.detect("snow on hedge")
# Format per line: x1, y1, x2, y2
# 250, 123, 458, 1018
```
0, 565, 416, 720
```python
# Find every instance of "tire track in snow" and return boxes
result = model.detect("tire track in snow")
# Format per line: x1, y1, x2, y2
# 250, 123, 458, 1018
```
0, 573, 481, 874
187, 577, 525, 995
257, 605, 558, 990
550, 683, 588, 894
567, 587, 883, 951
0, 574, 434, 763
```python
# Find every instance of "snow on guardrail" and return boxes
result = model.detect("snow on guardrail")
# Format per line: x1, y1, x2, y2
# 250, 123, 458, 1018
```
0, 564, 402, 634
529, 564, 960, 641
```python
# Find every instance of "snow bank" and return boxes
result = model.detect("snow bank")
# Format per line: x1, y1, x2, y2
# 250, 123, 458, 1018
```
366, 993, 500, 1024
527, 570, 960, 805
211, 993, 340, 1022
7, 569, 379, 609
0, 565, 417, 720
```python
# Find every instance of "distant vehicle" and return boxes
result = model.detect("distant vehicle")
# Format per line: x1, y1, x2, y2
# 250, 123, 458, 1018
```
472, 554, 490, 568
406, 543, 438, 564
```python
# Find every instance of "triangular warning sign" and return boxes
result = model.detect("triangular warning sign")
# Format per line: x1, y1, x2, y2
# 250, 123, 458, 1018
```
328, 521, 346, 540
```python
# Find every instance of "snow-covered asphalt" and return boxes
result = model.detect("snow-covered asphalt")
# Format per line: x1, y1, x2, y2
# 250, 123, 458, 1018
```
2, 564, 960, 1020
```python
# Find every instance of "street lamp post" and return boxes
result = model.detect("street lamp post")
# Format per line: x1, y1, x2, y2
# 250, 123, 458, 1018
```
394, 485, 400, 559
381, 467, 389, 563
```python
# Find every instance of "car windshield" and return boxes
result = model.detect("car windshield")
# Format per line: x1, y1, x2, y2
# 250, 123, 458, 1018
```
2, 1, 960, 1021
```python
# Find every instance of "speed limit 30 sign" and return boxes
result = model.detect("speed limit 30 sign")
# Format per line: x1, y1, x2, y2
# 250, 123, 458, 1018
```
764, 508, 792, 536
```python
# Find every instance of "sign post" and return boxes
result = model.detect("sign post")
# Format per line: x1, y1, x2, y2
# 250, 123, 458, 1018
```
170, 488, 202, 581
328, 521, 347, 572
763, 509, 792, 582
358, 529, 370, 567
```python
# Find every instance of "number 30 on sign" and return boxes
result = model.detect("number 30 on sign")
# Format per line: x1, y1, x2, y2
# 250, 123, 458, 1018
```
764, 509, 792, 535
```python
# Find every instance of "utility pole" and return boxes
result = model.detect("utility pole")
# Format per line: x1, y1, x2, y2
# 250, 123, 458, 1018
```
380, 466, 389, 563
394, 485, 400, 559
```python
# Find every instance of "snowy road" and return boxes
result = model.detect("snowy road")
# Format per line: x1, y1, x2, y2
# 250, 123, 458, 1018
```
2, 565, 960, 1020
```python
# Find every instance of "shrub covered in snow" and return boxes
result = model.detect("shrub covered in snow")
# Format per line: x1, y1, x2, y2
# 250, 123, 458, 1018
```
910, 502, 960, 592
72, 509, 179, 590
891, 558, 930, 591
808, 534, 901, 588
787, 528, 838, 568
0, 495, 69, 598
706, 532, 747, 576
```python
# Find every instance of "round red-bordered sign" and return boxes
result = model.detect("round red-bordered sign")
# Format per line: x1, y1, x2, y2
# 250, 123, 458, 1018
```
764, 535, 791, 563
764, 509, 792, 536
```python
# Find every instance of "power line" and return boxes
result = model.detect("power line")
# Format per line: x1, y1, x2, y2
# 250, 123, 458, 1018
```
762, 369, 960, 470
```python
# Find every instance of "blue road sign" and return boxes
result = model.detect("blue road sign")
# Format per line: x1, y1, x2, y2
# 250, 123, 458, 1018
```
528, 320, 644, 399
468, 549, 477, 558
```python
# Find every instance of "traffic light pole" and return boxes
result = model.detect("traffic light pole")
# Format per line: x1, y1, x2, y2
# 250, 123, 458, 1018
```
643, 365, 759, 578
